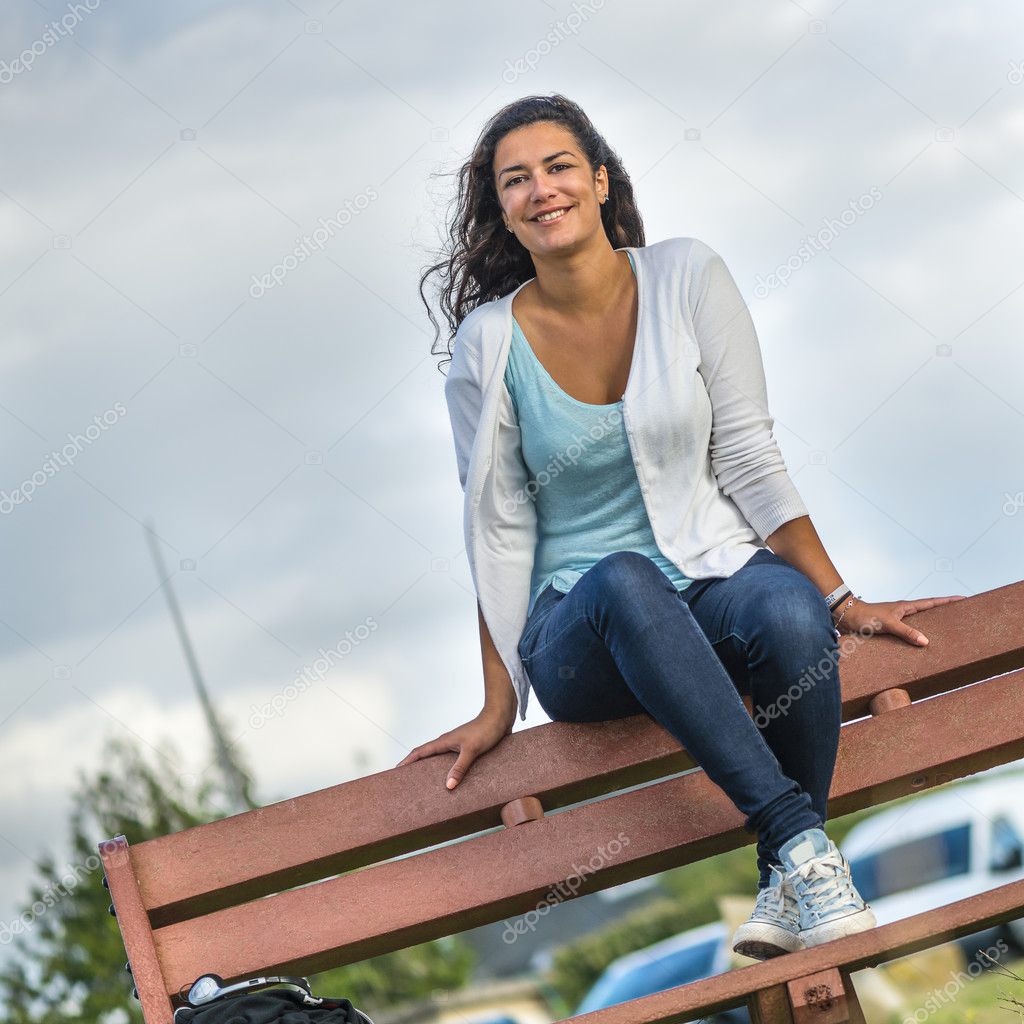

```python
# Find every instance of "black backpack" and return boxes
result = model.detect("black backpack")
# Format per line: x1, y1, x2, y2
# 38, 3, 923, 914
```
172, 977, 375, 1024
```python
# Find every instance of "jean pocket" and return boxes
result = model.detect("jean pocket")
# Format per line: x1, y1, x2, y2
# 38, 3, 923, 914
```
519, 584, 551, 642
518, 614, 542, 662
518, 630, 536, 662
522, 610, 585, 663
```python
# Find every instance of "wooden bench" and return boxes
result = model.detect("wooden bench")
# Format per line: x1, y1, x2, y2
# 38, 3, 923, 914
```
101, 578, 1024, 1024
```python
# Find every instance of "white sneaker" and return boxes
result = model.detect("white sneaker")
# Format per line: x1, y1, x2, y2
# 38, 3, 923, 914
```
731, 864, 805, 960
778, 827, 877, 947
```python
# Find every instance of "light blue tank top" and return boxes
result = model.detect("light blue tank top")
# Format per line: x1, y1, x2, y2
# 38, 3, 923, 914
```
504, 250, 694, 617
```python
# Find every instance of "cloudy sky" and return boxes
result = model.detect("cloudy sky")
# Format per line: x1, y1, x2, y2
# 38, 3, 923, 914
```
2, 0, 1023, 969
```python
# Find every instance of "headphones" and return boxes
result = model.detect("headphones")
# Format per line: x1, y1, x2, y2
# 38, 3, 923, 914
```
173, 973, 376, 1023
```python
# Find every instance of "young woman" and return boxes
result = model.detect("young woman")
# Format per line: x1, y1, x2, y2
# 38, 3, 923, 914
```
400, 93, 964, 960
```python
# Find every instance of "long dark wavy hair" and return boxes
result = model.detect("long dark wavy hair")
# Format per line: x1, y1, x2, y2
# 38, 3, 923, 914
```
419, 93, 646, 374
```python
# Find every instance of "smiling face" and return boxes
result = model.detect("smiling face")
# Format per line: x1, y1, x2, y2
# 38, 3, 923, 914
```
493, 120, 607, 254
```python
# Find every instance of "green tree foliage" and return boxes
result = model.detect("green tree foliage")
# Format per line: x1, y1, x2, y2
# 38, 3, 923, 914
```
0, 733, 474, 1022
309, 936, 475, 1015
0, 734, 233, 1023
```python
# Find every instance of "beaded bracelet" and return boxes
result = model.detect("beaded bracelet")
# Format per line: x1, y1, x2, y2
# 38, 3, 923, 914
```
831, 593, 861, 635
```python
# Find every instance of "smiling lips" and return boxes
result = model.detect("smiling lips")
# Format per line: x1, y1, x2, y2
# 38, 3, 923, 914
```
532, 206, 572, 225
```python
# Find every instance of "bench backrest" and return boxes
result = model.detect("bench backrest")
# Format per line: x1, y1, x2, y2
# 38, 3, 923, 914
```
101, 580, 1024, 1023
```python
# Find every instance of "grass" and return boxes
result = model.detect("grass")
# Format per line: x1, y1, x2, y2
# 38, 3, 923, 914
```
883, 952, 1024, 1023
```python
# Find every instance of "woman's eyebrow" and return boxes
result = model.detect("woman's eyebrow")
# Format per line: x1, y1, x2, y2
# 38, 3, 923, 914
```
496, 150, 574, 179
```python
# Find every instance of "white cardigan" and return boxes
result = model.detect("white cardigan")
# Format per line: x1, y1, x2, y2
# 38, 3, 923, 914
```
443, 236, 809, 720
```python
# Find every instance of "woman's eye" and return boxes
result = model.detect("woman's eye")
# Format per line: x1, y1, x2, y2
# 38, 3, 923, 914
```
505, 163, 571, 187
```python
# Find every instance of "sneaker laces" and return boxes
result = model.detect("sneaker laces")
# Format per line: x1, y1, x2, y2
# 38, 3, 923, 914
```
752, 865, 800, 926
789, 845, 862, 920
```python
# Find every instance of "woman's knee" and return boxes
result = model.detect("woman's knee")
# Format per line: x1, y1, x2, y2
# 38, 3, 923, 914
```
575, 551, 685, 636
749, 571, 839, 672
582, 550, 674, 600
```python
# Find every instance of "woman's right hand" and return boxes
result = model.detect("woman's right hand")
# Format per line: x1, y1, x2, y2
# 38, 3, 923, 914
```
394, 706, 515, 790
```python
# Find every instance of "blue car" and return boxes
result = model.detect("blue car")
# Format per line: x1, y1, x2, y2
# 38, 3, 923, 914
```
574, 921, 749, 1023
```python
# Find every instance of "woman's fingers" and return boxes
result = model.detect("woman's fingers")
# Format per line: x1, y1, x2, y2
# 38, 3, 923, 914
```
394, 735, 455, 768
891, 613, 930, 646
904, 595, 968, 611
396, 719, 507, 785
396, 739, 477, 789
894, 594, 968, 645
446, 746, 478, 790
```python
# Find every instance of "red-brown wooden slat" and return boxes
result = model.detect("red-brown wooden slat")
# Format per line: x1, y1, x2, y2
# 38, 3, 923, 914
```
130, 582, 1024, 927
835, 578, 1024, 717
152, 668, 1024, 996
98, 837, 175, 1024
562, 877, 1024, 1024
138, 716, 694, 927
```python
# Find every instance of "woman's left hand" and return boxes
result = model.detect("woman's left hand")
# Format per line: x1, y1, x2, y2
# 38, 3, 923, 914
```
835, 595, 968, 647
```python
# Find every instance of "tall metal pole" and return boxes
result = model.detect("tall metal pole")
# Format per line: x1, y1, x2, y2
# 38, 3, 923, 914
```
143, 519, 255, 812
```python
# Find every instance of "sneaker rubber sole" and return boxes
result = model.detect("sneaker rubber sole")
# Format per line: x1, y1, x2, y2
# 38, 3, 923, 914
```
731, 920, 805, 960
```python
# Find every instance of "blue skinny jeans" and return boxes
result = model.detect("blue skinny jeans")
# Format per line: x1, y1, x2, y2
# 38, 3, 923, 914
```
516, 548, 842, 889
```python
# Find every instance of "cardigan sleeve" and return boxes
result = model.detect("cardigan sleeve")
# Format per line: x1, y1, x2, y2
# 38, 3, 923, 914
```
443, 318, 484, 494
688, 239, 809, 543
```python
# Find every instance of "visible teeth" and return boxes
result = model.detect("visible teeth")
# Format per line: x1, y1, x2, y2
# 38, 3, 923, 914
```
535, 208, 568, 222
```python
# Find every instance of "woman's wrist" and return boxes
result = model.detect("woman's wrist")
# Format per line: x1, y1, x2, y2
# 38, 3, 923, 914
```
481, 694, 516, 717
830, 592, 862, 632
481, 674, 517, 723
479, 703, 516, 737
